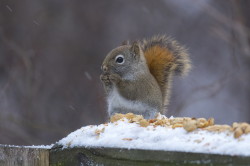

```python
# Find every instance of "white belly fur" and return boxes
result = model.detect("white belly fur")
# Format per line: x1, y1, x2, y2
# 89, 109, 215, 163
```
107, 87, 155, 116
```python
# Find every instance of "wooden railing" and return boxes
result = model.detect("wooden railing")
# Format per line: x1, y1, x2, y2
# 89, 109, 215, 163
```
1, 145, 250, 166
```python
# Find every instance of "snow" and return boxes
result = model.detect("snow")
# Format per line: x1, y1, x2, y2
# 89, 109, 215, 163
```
25, 144, 53, 149
6, 5, 13, 12
57, 118, 250, 156
0, 144, 53, 149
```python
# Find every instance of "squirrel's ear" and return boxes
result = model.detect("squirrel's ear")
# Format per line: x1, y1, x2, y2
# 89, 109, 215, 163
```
121, 40, 130, 45
130, 41, 141, 59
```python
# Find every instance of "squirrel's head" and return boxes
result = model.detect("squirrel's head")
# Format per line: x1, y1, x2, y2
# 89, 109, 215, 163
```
101, 42, 147, 79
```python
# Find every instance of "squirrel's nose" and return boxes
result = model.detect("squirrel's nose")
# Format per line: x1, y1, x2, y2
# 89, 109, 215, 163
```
102, 65, 108, 72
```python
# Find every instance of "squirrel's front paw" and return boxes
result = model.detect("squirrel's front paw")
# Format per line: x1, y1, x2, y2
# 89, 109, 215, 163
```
100, 74, 111, 84
109, 74, 121, 83
100, 73, 121, 85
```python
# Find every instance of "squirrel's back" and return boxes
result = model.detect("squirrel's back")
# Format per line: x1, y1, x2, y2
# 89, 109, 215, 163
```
141, 35, 191, 109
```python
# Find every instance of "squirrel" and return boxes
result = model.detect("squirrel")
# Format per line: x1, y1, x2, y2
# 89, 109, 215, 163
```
100, 35, 191, 119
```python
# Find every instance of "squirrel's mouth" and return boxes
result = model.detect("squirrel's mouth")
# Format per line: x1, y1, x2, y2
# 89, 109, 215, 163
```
102, 72, 110, 76
101, 70, 111, 75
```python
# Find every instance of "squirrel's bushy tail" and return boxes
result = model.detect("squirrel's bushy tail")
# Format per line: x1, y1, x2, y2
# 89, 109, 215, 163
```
141, 35, 191, 110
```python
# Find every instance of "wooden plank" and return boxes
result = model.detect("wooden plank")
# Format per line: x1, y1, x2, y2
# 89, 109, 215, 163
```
0, 145, 49, 166
1, 144, 250, 165
49, 146, 250, 166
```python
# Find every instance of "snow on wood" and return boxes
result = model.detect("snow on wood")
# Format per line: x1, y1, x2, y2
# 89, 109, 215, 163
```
57, 113, 250, 157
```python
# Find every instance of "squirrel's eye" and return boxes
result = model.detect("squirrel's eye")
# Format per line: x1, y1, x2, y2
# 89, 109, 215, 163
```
115, 55, 125, 64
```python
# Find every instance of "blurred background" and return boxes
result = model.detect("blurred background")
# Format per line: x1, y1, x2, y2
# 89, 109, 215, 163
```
0, 0, 249, 145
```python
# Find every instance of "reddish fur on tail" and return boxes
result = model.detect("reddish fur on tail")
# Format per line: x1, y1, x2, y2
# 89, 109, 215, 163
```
141, 35, 191, 110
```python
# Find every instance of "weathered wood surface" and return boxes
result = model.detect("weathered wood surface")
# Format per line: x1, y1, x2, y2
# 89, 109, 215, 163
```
1, 144, 250, 166
0, 145, 49, 166
50, 146, 250, 166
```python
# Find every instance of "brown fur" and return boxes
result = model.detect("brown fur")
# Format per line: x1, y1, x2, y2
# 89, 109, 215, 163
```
100, 35, 191, 117
142, 35, 191, 110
